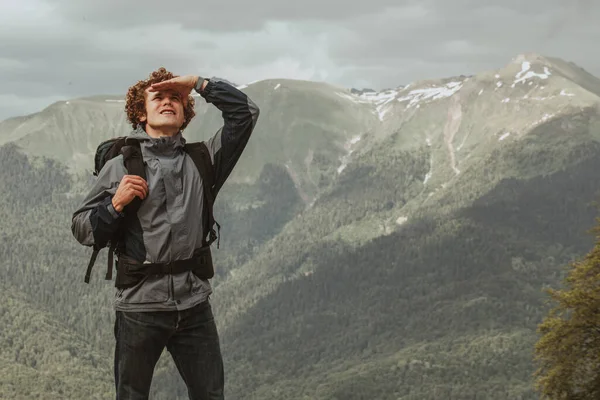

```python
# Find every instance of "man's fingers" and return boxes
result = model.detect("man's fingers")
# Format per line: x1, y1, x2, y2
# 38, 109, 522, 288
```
150, 79, 174, 87
122, 180, 147, 194
131, 186, 147, 199
126, 183, 148, 196
147, 83, 166, 92
124, 175, 148, 188
149, 79, 178, 91
119, 181, 147, 196
129, 176, 148, 190
147, 84, 166, 92
130, 189, 145, 200
116, 176, 149, 206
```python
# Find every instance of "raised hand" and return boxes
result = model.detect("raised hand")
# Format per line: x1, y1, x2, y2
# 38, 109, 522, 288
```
148, 75, 199, 99
111, 175, 149, 212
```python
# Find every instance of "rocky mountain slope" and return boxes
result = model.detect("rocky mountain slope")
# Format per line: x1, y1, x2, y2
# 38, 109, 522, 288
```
210, 52, 600, 327
2, 52, 600, 399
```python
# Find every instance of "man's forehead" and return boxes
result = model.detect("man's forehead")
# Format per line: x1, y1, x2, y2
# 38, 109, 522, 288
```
145, 87, 182, 97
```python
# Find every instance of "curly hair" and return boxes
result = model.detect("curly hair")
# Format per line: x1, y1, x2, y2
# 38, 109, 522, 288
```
125, 67, 196, 131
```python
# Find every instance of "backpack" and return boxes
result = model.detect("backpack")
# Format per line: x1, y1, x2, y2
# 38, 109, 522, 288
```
84, 136, 220, 285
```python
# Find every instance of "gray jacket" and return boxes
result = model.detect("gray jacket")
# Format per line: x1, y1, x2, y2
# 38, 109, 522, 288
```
71, 77, 260, 312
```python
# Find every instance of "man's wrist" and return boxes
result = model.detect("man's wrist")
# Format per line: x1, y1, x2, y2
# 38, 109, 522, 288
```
194, 76, 208, 92
111, 197, 123, 213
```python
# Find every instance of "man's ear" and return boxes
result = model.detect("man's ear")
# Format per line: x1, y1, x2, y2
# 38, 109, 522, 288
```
140, 88, 150, 122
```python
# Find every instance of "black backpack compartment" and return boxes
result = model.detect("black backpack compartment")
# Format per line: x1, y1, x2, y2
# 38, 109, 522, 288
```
93, 137, 128, 177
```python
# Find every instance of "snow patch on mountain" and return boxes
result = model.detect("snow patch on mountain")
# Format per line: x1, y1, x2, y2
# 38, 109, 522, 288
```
396, 216, 408, 225
360, 90, 400, 121
396, 81, 463, 109
499, 132, 511, 141
529, 113, 556, 128
349, 136, 361, 145
336, 92, 362, 102
514, 61, 551, 85
424, 171, 432, 184
236, 80, 260, 90
335, 90, 399, 121
339, 79, 464, 121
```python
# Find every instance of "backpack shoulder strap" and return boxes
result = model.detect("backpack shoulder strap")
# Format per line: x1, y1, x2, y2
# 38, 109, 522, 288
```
184, 142, 220, 247
85, 139, 148, 284
184, 141, 214, 193
121, 141, 146, 213
104, 140, 146, 280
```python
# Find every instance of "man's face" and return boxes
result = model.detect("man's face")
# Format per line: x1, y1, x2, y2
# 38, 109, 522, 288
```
140, 87, 186, 132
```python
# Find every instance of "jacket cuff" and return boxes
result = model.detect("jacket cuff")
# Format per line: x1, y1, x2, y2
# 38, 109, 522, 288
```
106, 197, 125, 219
194, 76, 207, 92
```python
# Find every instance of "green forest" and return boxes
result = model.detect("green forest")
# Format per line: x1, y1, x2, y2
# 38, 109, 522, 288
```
2, 124, 600, 399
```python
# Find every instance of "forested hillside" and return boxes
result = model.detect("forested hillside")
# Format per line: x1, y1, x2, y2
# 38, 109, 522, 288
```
2, 53, 600, 399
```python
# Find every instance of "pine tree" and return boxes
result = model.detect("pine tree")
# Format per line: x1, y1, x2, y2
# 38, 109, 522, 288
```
534, 218, 600, 399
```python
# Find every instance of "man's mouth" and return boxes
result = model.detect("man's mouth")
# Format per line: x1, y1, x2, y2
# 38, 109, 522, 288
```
160, 109, 175, 115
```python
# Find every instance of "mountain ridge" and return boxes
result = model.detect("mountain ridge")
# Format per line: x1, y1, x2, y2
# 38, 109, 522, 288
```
2, 52, 600, 399
3, 52, 598, 188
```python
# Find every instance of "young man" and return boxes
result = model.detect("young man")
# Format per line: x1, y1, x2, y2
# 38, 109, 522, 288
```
71, 68, 260, 399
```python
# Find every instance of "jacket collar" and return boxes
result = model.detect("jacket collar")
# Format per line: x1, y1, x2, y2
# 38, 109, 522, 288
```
127, 125, 186, 156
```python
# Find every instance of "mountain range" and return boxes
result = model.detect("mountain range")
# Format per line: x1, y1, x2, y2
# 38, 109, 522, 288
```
2, 52, 600, 399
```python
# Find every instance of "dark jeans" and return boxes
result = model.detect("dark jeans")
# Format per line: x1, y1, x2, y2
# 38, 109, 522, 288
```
114, 300, 224, 400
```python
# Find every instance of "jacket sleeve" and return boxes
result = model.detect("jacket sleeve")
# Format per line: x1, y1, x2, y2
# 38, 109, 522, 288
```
195, 77, 260, 195
71, 156, 127, 248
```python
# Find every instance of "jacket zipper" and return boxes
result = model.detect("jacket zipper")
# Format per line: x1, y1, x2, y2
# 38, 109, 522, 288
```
170, 274, 175, 303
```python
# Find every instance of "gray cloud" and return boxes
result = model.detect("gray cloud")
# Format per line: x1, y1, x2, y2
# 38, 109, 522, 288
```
50, 0, 412, 31
545, 0, 595, 39
1, 0, 599, 121
327, 0, 600, 86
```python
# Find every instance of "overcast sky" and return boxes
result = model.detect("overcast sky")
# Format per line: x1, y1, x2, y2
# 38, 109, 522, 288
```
0, 0, 598, 121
